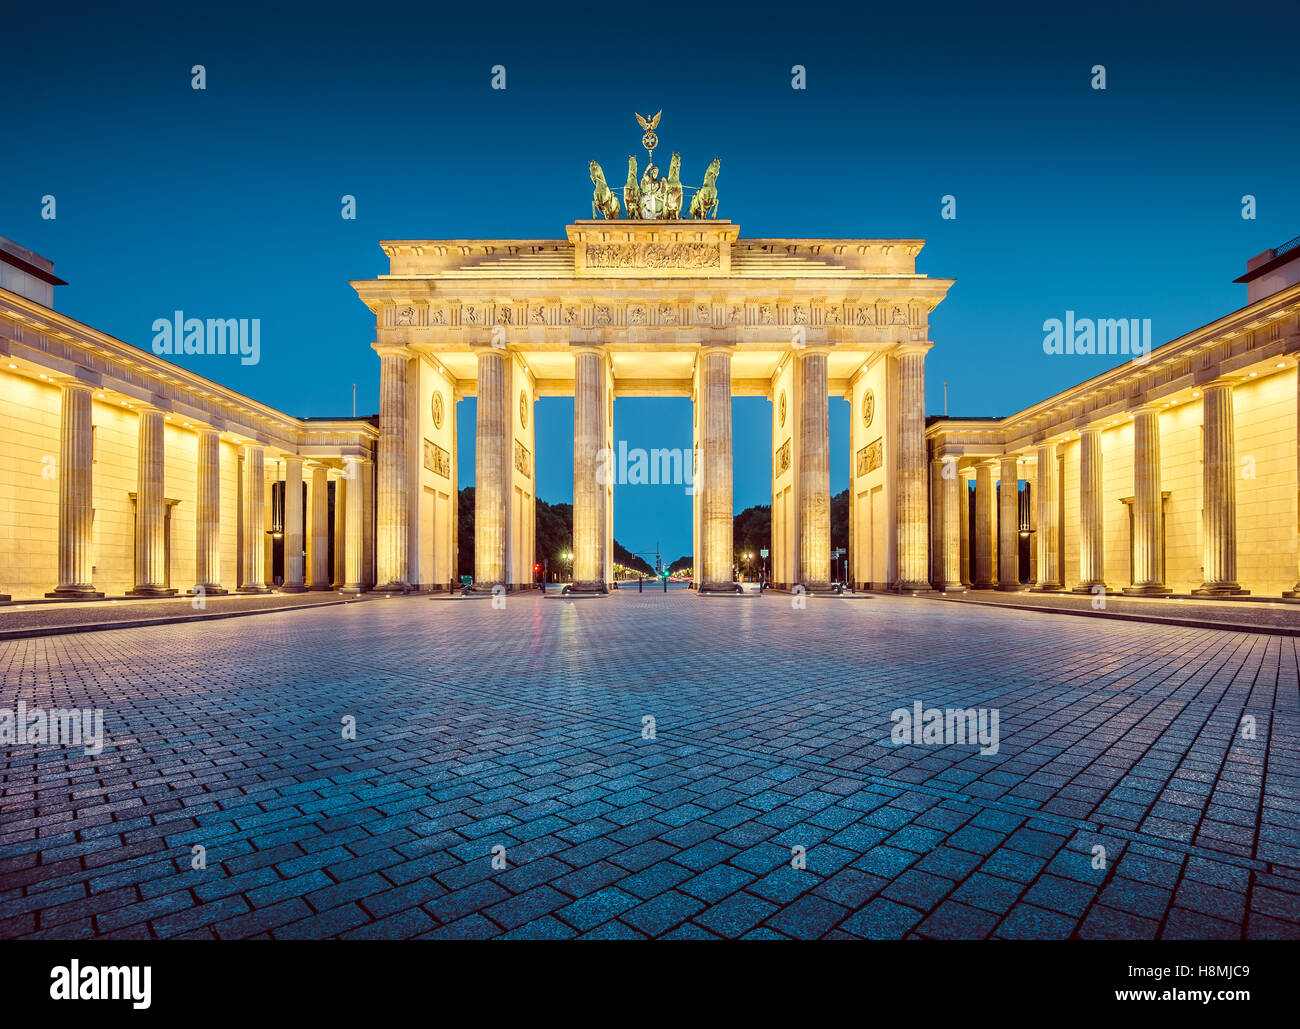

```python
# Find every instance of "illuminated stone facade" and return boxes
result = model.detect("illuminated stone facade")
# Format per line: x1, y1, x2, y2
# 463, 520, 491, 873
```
350, 220, 950, 593
927, 238, 1300, 599
0, 239, 376, 602
1, 221, 951, 600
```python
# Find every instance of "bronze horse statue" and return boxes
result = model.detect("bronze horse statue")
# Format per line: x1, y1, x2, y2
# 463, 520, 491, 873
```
589, 160, 621, 219
664, 153, 683, 219
623, 156, 641, 222
689, 157, 720, 220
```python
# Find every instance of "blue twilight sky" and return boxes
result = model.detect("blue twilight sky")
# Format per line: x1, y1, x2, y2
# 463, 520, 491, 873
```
2, 0, 1297, 561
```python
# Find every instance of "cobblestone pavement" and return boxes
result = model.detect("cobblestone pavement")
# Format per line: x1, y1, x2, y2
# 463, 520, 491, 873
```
937, 589, 1300, 635
0, 591, 370, 638
1, 592, 1298, 940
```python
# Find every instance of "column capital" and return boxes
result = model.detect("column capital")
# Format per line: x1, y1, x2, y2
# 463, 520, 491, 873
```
894, 341, 933, 358
52, 375, 94, 393
976, 456, 1001, 469
373, 341, 413, 360
794, 344, 833, 359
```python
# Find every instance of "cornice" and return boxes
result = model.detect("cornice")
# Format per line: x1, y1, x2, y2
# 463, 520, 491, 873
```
0, 288, 378, 453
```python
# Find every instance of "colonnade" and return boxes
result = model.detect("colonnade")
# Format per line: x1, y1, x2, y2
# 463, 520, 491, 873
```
43, 378, 369, 598
398, 338, 931, 593
935, 377, 1252, 596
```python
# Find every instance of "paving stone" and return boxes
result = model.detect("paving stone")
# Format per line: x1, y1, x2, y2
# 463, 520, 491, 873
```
3, 592, 1298, 941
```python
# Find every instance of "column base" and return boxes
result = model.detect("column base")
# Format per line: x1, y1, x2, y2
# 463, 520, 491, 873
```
971, 581, 998, 590
307, 583, 332, 592
1192, 584, 1249, 596
940, 583, 968, 593
279, 584, 307, 594
1030, 583, 1064, 593
0, 594, 10, 604
190, 586, 229, 596
374, 582, 413, 594
1122, 584, 1172, 596
339, 585, 367, 595
238, 585, 272, 595
44, 587, 105, 599
1072, 582, 1109, 593
996, 583, 1025, 592
127, 587, 179, 597
1282, 588, 1300, 599
699, 582, 744, 594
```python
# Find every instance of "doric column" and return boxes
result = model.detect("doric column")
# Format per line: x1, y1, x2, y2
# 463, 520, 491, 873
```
333, 469, 347, 587
361, 457, 376, 589
375, 345, 410, 591
698, 345, 735, 591
47, 379, 102, 597
194, 428, 226, 594
281, 455, 305, 591
1127, 407, 1167, 594
1032, 442, 1061, 590
959, 470, 972, 586
896, 345, 929, 590
239, 443, 268, 593
343, 456, 367, 593
130, 405, 173, 596
973, 459, 998, 588
1291, 369, 1300, 598
929, 457, 944, 588
941, 456, 965, 591
307, 461, 330, 589
998, 456, 1021, 590
475, 346, 510, 589
572, 345, 607, 591
1197, 381, 1245, 594
798, 347, 831, 590
1074, 426, 1106, 592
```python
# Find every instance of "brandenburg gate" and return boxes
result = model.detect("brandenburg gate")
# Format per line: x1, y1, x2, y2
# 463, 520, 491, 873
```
349, 119, 952, 594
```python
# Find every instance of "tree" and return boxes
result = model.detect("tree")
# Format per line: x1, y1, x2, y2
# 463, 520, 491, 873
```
613, 540, 654, 576
667, 554, 692, 574
733, 504, 771, 570
535, 497, 574, 574
459, 488, 651, 580
831, 488, 849, 553
457, 487, 475, 578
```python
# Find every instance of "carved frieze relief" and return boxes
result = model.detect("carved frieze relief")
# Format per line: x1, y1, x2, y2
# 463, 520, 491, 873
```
775, 438, 791, 477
